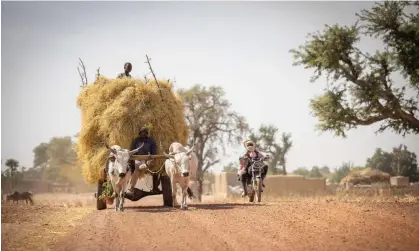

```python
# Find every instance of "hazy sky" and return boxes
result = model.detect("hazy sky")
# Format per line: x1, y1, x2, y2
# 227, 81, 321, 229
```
2, 1, 419, 173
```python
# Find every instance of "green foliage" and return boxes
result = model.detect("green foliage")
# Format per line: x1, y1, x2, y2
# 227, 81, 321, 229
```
249, 124, 292, 174
33, 143, 49, 167
331, 162, 353, 183
366, 144, 418, 181
23, 137, 84, 184
4, 158, 20, 189
46, 137, 77, 166
292, 167, 310, 177
5, 159, 19, 170
291, 1, 419, 137
98, 181, 114, 201
319, 166, 331, 176
30, 136, 81, 184
308, 166, 323, 178
366, 148, 394, 174
22, 167, 44, 180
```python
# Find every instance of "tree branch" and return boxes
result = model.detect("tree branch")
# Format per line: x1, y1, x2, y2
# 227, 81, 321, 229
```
145, 55, 164, 101
203, 159, 220, 174
77, 58, 88, 87
96, 67, 101, 80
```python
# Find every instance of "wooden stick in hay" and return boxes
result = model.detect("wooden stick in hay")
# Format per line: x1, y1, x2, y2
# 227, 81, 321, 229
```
145, 54, 164, 101
77, 58, 88, 87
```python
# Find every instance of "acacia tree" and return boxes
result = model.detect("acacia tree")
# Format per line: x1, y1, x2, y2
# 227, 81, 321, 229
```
5, 159, 19, 189
32, 136, 78, 183
291, 1, 419, 137
178, 85, 248, 201
366, 144, 418, 180
33, 143, 49, 168
365, 148, 394, 174
249, 124, 292, 174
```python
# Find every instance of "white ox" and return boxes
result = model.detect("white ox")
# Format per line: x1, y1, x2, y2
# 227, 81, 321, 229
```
163, 142, 198, 210
106, 143, 143, 212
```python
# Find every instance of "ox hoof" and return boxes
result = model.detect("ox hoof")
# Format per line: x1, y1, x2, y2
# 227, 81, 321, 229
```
182, 206, 188, 211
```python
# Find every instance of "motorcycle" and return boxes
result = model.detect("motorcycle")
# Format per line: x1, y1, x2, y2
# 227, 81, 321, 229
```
239, 155, 269, 203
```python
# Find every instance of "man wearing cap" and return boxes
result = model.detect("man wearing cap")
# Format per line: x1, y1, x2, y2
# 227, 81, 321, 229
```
238, 140, 269, 197
127, 126, 161, 195
117, 62, 132, 79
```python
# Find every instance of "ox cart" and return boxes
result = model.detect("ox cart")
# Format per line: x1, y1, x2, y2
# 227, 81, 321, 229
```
95, 154, 172, 210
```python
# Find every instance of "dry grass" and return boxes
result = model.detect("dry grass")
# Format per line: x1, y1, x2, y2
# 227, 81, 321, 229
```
25, 193, 96, 208
77, 77, 189, 184
1, 193, 94, 251
214, 193, 419, 204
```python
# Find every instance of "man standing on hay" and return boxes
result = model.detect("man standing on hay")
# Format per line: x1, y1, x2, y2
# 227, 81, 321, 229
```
127, 126, 161, 196
117, 62, 132, 79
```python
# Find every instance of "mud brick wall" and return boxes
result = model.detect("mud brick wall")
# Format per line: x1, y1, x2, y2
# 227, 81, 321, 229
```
213, 172, 327, 198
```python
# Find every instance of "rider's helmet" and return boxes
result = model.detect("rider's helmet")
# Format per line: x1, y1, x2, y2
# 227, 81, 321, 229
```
243, 140, 255, 152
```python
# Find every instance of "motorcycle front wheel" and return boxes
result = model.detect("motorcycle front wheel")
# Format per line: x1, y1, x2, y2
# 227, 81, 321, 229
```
255, 178, 262, 202
248, 182, 255, 203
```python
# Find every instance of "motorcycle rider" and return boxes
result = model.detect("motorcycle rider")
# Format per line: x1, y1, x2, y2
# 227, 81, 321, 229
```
238, 140, 269, 197
126, 126, 161, 196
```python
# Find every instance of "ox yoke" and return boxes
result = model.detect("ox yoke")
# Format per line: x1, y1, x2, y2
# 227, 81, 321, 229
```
130, 154, 170, 161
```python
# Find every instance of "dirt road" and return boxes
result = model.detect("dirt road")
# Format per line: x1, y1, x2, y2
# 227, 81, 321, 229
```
50, 197, 419, 251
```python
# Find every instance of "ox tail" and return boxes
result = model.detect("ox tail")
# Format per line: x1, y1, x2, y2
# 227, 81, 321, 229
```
187, 187, 194, 200
28, 195, 34, 205
26, 192, 34, 204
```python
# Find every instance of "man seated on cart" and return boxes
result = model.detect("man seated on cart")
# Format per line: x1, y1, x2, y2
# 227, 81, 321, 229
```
126, 126, 161, 196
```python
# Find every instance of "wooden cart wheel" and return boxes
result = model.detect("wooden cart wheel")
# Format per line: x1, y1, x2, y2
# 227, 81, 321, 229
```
161, 175, 173, 207
96, 180, 107, 210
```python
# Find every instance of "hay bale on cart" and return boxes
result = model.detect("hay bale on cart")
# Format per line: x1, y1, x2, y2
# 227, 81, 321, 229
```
77, 76, 188, 210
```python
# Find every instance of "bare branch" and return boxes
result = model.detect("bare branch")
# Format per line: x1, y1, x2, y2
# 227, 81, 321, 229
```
145, 55, 164, 100
77, 58, 88, 87
96, 67, 101, 79
203, 159, 221, 174
143, 74, 149, 84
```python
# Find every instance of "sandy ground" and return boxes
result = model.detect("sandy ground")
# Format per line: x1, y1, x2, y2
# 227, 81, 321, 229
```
2, 193, 419, 251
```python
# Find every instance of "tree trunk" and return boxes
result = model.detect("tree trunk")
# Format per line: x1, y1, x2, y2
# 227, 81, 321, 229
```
195, 138, 205, 202
269, 155, 280, 175
197, 179, 203, 202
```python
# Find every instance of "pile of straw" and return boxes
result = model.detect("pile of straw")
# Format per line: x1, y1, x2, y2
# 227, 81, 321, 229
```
76, 77, 188, 184
340, 168, 391, 185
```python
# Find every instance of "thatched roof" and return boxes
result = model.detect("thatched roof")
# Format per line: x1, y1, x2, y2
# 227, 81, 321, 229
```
340, 168, 390, 185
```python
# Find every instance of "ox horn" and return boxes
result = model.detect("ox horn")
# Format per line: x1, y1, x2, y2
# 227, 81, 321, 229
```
129, 142, 144, 155
106, 144, 117, 155
163, 151, 175, 159
186, 142, 195, 156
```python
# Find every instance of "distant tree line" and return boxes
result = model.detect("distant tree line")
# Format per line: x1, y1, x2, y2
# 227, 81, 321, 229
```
1, 136, 84, 190
291, 144, 418, 183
